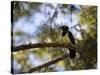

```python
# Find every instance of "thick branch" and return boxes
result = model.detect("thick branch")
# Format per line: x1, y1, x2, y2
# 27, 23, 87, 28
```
19, 53, 69, 73
12, 43, 74, 52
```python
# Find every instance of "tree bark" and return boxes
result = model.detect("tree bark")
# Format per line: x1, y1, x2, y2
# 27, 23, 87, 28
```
12, 43, 74, 52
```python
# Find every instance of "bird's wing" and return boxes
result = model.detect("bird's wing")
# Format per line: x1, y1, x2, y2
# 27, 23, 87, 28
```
68, 31, 76, 45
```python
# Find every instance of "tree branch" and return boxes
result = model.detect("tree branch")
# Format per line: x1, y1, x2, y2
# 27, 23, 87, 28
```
12, 43, 74, 52
19, 53, 69, 73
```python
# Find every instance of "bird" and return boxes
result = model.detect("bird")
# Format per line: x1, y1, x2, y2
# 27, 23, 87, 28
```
59, 25, 76, 59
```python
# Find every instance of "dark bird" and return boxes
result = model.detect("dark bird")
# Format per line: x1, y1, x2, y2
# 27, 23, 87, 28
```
59, 26, 76, 59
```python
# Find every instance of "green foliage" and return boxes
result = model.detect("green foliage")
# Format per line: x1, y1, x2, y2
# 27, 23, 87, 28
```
79, 6, 97, 25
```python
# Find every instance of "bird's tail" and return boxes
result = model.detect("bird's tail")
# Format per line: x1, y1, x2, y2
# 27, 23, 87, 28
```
69, 48, 76, 67
69, 48, 76, 59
